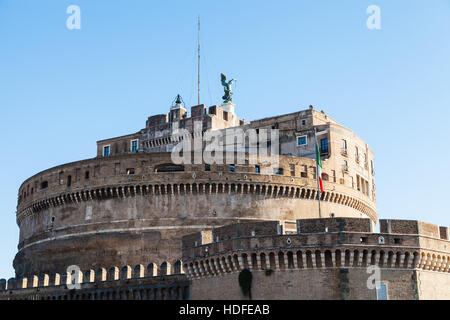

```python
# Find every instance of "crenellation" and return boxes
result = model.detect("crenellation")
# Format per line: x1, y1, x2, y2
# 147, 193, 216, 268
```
0, 279, 6, 291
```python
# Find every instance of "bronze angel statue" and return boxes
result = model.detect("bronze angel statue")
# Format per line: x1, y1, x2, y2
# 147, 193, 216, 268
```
221, 73, 236, 103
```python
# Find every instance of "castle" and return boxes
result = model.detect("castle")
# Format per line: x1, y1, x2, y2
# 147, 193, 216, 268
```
2, 99, 448, 300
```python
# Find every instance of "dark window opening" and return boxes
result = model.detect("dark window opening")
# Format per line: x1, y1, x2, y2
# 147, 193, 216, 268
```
229, 165, 235, 173
40, 181, 48, 190
67, 175, 72, 187
205, 164, 211, 171
255, 165, 260, 174
85, 171, 90, 180
393, 238, 402, 244
360, 237, 368, 244
155, 165, 185, 173
126, 168, 135, 175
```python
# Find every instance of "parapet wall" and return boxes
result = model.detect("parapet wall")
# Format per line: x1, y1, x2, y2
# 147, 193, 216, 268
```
182, 218, 450, 279
0, 261, 188, 300
182, 218, 450, 300
379, 219, 447, 239
297, 218, 373, 233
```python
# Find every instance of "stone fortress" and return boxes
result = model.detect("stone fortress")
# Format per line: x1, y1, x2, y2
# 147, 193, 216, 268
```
1, 98, 448, 300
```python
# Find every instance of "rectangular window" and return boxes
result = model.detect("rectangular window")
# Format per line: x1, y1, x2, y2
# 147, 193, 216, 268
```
131, 139, 139, 152
255, 165, 260, 174
320, 138, 328, 153
290, 164, 295, 176
40, 181, 48, 190
274, 168, 284, 175
312, 167, 316, 180
229, 165, 235, 173
103, 145, 110, 157
205, 164, 211, 171
301, 119, 306, 126
376, 282, 388, 300
342, 139, 347, 150
301, 165, 308, 178
297, 135, 307, 146
126, 168, 135, 175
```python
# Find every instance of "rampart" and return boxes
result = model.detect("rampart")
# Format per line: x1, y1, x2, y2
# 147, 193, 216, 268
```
182, 218, 450, 300
0, 262, 188, 300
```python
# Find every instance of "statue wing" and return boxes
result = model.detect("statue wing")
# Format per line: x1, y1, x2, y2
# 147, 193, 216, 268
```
221, 73, 226, 83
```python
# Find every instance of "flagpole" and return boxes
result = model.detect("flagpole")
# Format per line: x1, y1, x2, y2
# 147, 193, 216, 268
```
314, 127, 322, 219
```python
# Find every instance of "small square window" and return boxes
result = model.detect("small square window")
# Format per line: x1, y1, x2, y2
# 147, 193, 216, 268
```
205, 164, 211, 171
297, 135, 307, 146
126, 168, 135, 175
40, 181, 48, 190
360, 237, 368, 243
393, 238, 401, 244
229, 165, 235, 173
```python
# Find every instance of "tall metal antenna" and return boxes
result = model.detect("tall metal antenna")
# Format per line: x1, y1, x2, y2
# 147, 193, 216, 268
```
197, 16, 200, 105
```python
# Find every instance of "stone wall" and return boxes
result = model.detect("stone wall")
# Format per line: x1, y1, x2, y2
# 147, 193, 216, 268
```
182, 219, 450, 300
15, 151, 376, 276
189, 268, 419, 300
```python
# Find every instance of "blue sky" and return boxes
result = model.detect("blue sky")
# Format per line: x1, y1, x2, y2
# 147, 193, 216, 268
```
0, 0, 449, 278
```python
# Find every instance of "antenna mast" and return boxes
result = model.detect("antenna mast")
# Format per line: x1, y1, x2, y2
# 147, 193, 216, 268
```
197, 16, 200, 105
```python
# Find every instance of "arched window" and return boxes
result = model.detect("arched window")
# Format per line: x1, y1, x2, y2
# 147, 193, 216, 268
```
173, 260, 182, 274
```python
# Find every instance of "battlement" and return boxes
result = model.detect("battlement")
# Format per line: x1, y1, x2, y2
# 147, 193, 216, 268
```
297, 218, 373, 233
0, 261, 188, 300
181, 218, 450, 283
379, 219, 448, 239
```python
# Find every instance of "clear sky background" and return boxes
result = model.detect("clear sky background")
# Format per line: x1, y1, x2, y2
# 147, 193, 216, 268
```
0, 0, 449, 278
